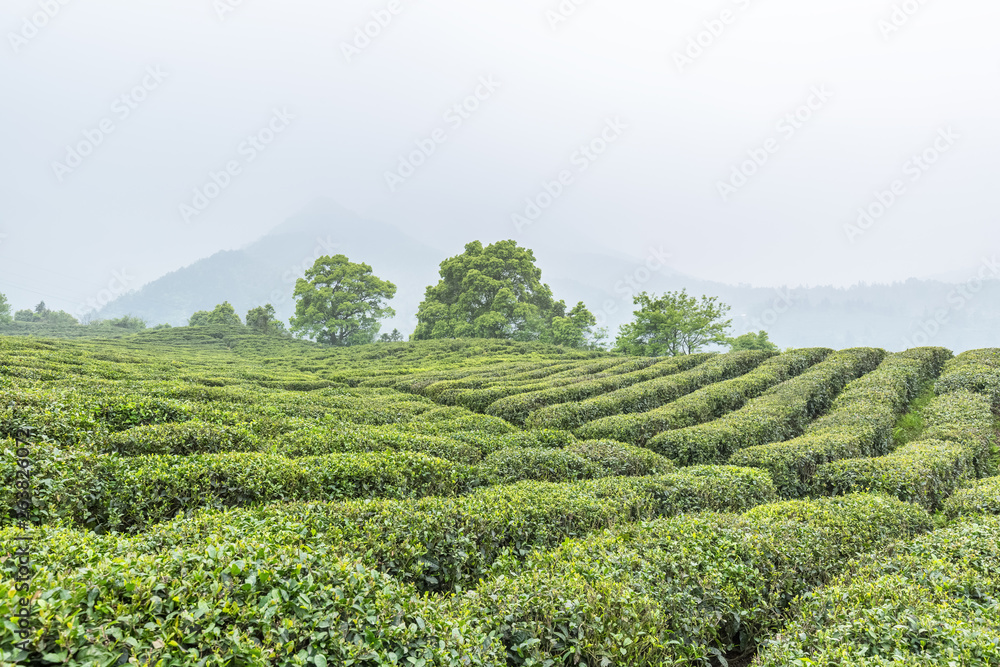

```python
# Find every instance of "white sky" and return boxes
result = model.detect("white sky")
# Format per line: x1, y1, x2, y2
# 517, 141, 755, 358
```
2, 0, 999, 312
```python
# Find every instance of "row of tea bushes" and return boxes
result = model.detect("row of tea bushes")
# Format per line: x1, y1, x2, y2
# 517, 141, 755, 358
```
755, 516, 1000, 666
477, 440, 674, 485
523, 349, 773, 431
0, 440, 477, 533
484, 354, 712, 424
575, 347, 831, 445
648, 347, 887, 465
730, 347, 952, 497
944, 475, 1000, 518
935, 347, 1000, 407
811, 390, 997, 508
432, 493, 931, 666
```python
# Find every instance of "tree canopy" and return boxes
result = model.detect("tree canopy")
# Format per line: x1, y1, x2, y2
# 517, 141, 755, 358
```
0, 293, 11, 324
189, 302, 243, 327
14, 301, 79, 326
412, 240, 598, 347
289, 255, 397, 346
246, 304, 286, 335
615, 290, 732, 356
728, 330, 779, 352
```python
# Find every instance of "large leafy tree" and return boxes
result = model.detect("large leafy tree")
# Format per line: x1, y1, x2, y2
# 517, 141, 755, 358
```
189, 302, 242, 327
615, 290, 732, 356
413, 240, 574, 342
290, 255, 396, 346
544, 302, 600, 349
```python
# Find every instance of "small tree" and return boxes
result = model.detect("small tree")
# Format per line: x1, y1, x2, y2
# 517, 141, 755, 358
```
189, 302, 242, 327
615, 290, 732, 356
0, 292, 11, 324
728, 330, 779, 352
545, 302, 598, 348
108, 315, 147, 330
377, 328, 404, 343
246, 304, 286, 335
290, 255, 397, 346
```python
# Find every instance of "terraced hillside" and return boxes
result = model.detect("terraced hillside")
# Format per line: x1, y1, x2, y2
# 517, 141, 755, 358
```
1, 328, 998, 665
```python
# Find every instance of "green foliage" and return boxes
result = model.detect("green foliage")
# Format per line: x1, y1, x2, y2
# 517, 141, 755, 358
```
525, 349, 773, 431
485, 353, 710, 425
614, 289, 732, 356
650, 347, 887, 465
935, 347, 1000, 408
276, 423, 483, 464
189, 301, 242, 327
441, 494, 930, 665
0, 292, 11, 324
943, 475, 1000, 518
13, 301, 78, 325
377, 327, 403, 342
727, 329, 779, 352
577, 347, 831, 445
244, 303, 286, 335
730, 347, 952, 498
289, 254, 397, 346
100, 421, 261, 456
412, 240, 584, 344
891, 384, 936, 447
756, 517, 1000, 666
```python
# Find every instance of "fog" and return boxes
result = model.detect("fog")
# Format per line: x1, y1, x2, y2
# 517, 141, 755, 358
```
2, 0, 999, 316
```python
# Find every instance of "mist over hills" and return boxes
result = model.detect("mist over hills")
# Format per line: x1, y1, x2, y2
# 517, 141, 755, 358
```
95, 200, 1000, 352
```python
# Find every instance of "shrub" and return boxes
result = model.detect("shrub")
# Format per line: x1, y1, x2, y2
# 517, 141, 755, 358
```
485, 353, 712, 425
649, 348, 886, 465
943, 476, 1000, 518
935, 348, 1000, 408
755, 517, 1000, 666
730, 347, 952, 497
478, 447, 601, 484
565, 440, 674, 477
444, 494, 931, 666
275, 423, 482, 464
576, 347, 830, 445
99, 421, 261, 456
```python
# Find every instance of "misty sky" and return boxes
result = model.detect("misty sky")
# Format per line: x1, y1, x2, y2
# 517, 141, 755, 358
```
2, 0, 999, 316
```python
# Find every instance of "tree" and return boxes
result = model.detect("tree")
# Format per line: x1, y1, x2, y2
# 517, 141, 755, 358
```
189, 302, 242, 327
289, 255, 397, 346
413, 240, 571, 341
108, 315, 147, 330
13, 301, 77, 326
544, 302, 599, 348
728, 330, 779, 352
615, 290, 732, 356
0, 293, 11, 324
378, 328, 404, 343
246, 304, 286, 335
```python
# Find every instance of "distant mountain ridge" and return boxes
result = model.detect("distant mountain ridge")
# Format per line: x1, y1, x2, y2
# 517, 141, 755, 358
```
96, 199, 1000, 352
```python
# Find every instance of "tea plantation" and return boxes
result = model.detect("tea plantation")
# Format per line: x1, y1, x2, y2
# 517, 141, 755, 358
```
2, 328, 999, 665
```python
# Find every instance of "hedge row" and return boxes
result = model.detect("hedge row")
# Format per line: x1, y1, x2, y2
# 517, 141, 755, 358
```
649, 347, 886, 465
275, 423, 484, 464
523, 349, 773, 431
943, 475, 1000, 518
812, 390, 997, 508
423, 358, 631, 405
935, 347, 1000, 408
478, 440, 674, 485
576, 347, 831, 445
484, 353, 712, 425
0, 442, 475, 533
434, 493, 931, 665
452, 358, 661, 413
729, 347, 952, 497
756, 517, 1000, 666
99, 420, 261, 456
